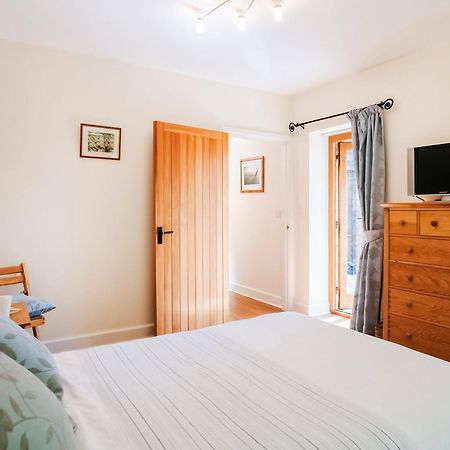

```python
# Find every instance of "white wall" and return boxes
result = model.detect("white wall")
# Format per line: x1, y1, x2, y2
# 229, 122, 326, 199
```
0, 39, 289, 346
3, 35, 449, 341
306, 124, 351, 316
229, 136, 287, 308
288, 38, 450, 314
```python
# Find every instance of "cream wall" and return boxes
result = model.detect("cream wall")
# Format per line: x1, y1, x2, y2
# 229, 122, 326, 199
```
228, 136, 287, 308
288, 38, 450, 314
0, 39, 289, 346
3, 35, 450, 342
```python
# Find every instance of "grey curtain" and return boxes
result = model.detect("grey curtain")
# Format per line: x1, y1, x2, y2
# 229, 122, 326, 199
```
349, 105, 385, 335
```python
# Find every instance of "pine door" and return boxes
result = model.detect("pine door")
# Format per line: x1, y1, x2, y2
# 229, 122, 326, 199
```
154, 121, 229, 335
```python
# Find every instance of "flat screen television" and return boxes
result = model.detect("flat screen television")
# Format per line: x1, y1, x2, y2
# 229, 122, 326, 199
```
408, 143, 450, 197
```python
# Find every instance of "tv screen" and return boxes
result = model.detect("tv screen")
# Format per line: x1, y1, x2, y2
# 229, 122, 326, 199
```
414, 143, 450, 195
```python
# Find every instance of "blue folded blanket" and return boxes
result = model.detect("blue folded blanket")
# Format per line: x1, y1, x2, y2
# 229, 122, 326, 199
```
12, 293, 55, 317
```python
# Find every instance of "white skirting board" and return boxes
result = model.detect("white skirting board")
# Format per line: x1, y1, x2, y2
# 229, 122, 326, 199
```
229, 282, 283, 308
294, 302, 309, 315
44, 323, 155, 353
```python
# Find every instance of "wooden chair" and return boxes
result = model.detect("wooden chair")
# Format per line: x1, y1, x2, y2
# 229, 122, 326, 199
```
0, 263, 45, 339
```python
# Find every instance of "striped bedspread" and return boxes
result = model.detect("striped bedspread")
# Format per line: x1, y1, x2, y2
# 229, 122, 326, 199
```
54, 314, 422, 450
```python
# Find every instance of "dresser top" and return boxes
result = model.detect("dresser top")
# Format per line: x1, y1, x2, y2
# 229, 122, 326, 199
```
381, 202, 450, 209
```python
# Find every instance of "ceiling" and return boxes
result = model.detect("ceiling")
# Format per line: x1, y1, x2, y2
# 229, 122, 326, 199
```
1, 0, 450, 95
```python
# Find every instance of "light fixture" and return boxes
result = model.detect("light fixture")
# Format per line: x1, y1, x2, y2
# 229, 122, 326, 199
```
273, 3, 283, 22
196, 0, 282, 34
237, 14, 246, 31
196, 17, 205, 34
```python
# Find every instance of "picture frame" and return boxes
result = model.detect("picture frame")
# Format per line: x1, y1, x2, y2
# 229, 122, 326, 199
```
240, 156, 265, 193
80, 123, 122, 160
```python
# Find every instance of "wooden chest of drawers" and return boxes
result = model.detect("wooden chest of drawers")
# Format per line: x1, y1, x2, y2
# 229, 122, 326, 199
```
382, 203, 450, 361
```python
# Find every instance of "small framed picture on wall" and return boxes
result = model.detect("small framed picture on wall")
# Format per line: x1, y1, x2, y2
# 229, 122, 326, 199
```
80, 123, 122, 160
240, 156, 265, 193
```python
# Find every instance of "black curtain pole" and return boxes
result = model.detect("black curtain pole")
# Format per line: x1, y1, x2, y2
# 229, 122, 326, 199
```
288, 98, 394, 132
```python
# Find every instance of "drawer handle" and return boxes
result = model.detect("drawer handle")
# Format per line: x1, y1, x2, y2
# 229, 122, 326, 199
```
405, 332, 413, 340
405, 247, 413, 254
405, 302, 413, 308
406, 274, 414, 282
430, 220, 438, 227
400, 220, 406, 226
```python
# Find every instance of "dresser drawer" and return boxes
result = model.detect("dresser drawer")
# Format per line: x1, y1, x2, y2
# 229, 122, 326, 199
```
389, 289, 450, 327
388, 314, 450, 361
420, 211, 450, 237
390, 236, 450, 267
389, 262, 450, 297
389, 211, 417, 235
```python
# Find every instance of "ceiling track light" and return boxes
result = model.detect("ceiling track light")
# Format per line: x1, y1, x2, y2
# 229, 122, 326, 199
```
196, 17, 205, 34
273, 2, 283, 22
196, 0, 282, 34
237, 14, 246, 31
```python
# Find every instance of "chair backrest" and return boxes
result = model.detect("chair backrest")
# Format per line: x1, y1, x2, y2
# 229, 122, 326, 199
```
0, 263, 31, 295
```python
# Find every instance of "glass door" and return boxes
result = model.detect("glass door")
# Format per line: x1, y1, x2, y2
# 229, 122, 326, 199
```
329, 134, 363, 316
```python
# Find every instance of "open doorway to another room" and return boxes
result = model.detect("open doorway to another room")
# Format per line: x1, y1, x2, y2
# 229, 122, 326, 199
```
228, 133, 288, 321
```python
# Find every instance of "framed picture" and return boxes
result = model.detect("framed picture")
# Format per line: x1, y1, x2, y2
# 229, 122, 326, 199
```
80, 123, 122, 160
240, 156, 265, 193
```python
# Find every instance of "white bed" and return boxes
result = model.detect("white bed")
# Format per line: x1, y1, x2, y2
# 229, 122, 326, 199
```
55, 312, 450, 449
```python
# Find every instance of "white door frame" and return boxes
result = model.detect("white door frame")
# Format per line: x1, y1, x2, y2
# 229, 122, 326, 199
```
223, 126, 291, 311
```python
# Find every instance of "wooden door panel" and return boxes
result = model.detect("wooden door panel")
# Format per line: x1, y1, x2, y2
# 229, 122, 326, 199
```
222, 133, 229, 322
154, 122, 229, 335
154, 123, 165, 335
195, 136, 203, 330
171, 133, 181, 332
179, 133, 189, 332
202, 138, 211, 327
209, 139, 218, 326
216, 137, 224, 325
187, 135, 196, 330
163, 131, 173, 334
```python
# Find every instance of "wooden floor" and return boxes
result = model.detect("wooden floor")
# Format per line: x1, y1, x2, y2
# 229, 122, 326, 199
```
228, 292, 350, 329
229, 291, 282, 321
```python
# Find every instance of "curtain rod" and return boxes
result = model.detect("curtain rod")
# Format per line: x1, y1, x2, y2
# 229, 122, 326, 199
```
288, 98, 394, 132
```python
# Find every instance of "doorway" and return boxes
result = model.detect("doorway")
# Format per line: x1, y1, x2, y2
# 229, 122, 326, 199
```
329, 132, 363, 316
228, 133, 288, 316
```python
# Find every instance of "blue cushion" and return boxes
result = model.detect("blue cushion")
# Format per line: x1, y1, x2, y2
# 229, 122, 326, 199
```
0, 353, 76, 450
12, 294, 55, 318
0, 317, 63, 401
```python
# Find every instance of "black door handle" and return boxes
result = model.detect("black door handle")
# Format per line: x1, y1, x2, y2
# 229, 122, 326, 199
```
157, 226, 174, 244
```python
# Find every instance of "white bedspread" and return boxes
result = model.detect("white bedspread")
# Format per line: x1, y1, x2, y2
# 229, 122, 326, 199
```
55, 313, 450, 449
